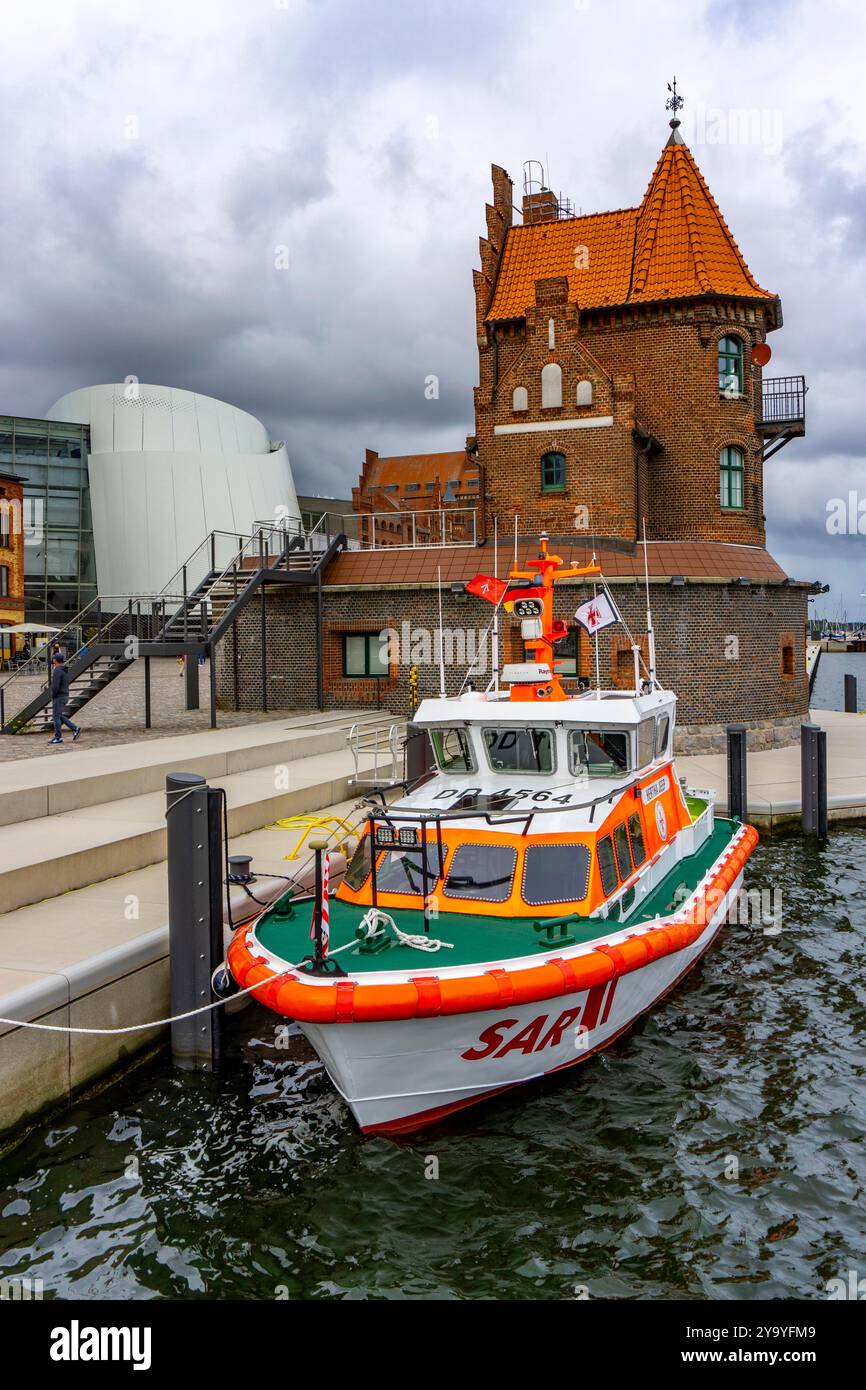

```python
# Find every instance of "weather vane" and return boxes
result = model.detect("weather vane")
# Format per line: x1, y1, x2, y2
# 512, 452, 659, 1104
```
666, 77, 684, 122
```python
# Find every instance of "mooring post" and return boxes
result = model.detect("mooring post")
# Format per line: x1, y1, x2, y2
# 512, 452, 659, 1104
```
844, 673, 857, 713
801, 722, 828, 838
166, 772, 225, 1070
184, 651, 200, 711
726, 724, 747, 821
405, 722, 434, 785
144, 655, 151, 730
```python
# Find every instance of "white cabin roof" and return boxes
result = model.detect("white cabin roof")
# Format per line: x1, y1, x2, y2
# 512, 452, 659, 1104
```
415, 688, 675, 728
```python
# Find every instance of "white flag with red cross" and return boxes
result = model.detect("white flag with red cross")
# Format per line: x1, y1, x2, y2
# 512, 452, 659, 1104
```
574, 589, 621, 635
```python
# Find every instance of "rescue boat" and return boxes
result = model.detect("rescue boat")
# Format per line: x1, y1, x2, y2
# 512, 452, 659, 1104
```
227, 537, 758, 1134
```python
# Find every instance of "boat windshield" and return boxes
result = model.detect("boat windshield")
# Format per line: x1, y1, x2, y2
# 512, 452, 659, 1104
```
568, 728, 630, 777
442, 843, 517, 902
483, 727, 554, 774
344, 835, 372, 890
376, 844, 441, 895
430, 727, 474, 773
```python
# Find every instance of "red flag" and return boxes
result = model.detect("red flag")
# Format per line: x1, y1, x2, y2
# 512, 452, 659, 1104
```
466, 574, 509, 605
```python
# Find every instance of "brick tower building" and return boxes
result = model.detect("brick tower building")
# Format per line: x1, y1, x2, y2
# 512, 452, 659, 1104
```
218, 110, 812, 748
473, 114, 799, 547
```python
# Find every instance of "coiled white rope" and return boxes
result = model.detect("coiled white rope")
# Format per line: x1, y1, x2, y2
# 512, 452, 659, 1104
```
357, 907, 453, 953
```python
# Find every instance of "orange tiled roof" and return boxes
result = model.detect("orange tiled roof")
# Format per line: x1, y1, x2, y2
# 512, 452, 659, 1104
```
363, 451, 472, 489
487, 135, 774, 319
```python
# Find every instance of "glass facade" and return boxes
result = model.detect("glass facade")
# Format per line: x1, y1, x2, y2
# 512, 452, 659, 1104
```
0, 415, 95, 624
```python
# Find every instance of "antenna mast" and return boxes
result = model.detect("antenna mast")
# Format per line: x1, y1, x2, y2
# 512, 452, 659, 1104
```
642, 519, 657, 688
437, 566, 446, 697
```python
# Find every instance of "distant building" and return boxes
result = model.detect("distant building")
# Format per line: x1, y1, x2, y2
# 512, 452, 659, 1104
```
46, 384, 300, 599
353, 448, 482, 545
0, 415, 95, 628
0, 471, 26, 660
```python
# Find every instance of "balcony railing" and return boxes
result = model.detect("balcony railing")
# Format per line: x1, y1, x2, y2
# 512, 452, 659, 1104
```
758, 375, 807, 427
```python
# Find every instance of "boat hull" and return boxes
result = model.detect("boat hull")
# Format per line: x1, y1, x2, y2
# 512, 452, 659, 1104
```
300, 870, 742, 1134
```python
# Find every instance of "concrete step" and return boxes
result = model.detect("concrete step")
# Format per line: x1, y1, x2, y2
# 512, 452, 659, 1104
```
0, 731, 403, 914
0, 710, 400, 826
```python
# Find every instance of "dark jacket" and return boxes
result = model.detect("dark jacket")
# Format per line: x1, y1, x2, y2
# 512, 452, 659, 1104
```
51, 664, 70, 701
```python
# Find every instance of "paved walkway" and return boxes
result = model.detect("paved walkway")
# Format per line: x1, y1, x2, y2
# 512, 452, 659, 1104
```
678, 708, 866, 828
0, 659, 293, 763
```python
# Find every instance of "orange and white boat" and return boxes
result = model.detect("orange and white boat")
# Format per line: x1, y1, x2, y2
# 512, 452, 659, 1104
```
227, 537, 757, 1134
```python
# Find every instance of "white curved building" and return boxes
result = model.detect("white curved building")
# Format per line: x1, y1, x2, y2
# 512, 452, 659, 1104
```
46, 383, 300, 598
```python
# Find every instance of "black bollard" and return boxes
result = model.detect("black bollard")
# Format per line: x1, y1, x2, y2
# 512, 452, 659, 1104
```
184, 652, 200, 710
844, 673, 857, 713
726, 724, 748, 822
166, 772, 225, 1070
800, 723, 828, 838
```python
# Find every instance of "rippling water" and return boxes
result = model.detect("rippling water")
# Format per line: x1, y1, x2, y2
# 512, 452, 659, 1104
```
1, 831, 865, 1301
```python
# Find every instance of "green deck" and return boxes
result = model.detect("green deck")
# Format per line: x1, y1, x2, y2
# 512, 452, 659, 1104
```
253, 817, 739, 974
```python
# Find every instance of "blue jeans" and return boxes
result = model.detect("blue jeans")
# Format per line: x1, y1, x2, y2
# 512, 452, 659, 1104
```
52, 696, 78, 738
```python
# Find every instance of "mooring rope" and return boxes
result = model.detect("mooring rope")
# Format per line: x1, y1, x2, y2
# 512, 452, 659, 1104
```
356, 907, 454, 953
0, 941, 358, 1037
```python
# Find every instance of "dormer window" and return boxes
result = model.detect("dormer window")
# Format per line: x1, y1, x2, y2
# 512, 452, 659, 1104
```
718, 336, 744, 397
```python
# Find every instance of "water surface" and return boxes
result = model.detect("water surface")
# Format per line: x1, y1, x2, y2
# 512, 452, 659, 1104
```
1, 831, 864, 1300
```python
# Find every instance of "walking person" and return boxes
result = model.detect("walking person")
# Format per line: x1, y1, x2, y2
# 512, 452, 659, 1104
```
47, 654, 82, 746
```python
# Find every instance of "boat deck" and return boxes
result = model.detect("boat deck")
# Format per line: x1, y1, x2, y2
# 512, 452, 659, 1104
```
253, 819, 739, 973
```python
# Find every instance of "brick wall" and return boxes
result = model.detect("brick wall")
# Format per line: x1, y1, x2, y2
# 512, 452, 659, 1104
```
218, 579, 809, 733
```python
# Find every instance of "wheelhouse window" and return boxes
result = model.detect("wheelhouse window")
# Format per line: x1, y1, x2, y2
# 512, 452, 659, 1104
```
627, 812, 646, 867
342, 632, 389, 678
540, 451, 566, 493
376, 843, 441, 895
718, 336, 744, 396
430, 727, 475, 773
568, 728, 630, 778
613, 823, 633, 881
637, 718, 656, 768
655, 714, 670, 759
483, 726, 554, 774
443, 842, 517, 903
597, 835, 618, 897
522, 843, 591, 906
343, 835, 372, 890
719, 446, 745, 510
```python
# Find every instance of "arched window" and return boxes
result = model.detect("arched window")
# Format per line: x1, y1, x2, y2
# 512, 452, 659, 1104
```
541, 451, 566, 492
512, 385, 528, 412
720, 446, 745, 509
541, 362, 562, 409
576, 379, 593, 407
718, 336, 744, 396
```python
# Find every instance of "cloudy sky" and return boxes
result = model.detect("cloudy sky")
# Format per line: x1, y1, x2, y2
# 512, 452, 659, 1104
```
2, 0, 864, 618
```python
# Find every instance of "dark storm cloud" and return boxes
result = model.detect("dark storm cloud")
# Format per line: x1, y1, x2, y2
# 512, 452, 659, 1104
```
0, 0, 864, 614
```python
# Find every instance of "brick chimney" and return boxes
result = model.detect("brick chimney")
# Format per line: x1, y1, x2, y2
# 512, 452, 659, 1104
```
522, 188, 559, 224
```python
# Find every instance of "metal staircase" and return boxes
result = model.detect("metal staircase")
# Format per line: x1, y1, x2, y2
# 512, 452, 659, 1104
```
0, 518, 346, 734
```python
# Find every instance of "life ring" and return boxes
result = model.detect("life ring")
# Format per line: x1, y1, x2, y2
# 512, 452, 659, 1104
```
226, 825, 758, 1025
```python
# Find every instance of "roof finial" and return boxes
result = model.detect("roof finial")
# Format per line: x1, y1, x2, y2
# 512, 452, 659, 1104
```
665, 77, 685, 144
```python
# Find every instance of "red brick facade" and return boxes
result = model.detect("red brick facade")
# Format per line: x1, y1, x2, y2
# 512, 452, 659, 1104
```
473, 144, 780, 548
